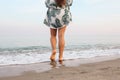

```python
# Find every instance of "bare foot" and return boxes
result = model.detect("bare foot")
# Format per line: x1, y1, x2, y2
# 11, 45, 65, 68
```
50, 50, 56, 61
58, 56, 63, 64
59, 59, 63, 64
59, 56, 63, 61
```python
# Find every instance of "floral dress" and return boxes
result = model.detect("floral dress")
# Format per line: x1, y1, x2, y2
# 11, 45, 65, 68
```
44, 0, 73, 29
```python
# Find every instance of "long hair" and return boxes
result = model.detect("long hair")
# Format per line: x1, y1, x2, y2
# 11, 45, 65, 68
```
55, 0, 66, 7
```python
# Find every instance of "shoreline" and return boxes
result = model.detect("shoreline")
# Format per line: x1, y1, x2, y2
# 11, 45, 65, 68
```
0, 55, 120, 79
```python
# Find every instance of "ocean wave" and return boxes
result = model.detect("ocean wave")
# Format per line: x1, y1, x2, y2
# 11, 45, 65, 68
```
0, 44, 120, 65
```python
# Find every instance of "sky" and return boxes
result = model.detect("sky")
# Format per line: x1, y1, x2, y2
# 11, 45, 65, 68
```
0, 0, 120, 37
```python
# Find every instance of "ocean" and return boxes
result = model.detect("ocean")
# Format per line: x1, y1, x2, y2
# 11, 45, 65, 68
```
0, 35, 120, 66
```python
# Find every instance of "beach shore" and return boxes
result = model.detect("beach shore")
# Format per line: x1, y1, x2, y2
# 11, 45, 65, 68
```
0, 56, 120, 80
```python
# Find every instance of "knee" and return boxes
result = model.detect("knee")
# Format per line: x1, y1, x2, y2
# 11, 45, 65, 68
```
58, 33, 63, 38
58, 33, 64, 40
50, 35, 56, 39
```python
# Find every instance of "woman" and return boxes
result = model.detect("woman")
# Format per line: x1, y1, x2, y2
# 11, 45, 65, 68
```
44, 0, 73, 63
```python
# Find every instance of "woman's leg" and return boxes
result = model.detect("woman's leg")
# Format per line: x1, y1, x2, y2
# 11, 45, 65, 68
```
50, 28, 57, 61
58, 26, 66, 61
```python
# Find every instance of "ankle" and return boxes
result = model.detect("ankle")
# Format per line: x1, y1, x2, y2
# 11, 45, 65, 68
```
59, 57, 63, 60
52, 50, 56, 55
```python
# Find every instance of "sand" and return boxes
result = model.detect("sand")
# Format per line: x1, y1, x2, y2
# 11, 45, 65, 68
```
0, 57, 120, 80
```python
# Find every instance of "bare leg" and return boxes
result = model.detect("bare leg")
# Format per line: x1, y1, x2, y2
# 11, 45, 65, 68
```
50, 28, 57, 61
58, 26, 66, 61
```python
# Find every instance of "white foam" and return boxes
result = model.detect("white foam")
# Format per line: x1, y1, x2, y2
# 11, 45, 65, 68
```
0, 53, 51, 65
0, 49, 120, 66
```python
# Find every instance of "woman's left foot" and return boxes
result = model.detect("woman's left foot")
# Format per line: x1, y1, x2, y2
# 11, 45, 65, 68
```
50, 50, 56, 61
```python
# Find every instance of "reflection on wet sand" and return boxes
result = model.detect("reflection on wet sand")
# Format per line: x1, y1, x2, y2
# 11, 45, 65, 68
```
50, 60, 57, 68
50, 60, 64, 68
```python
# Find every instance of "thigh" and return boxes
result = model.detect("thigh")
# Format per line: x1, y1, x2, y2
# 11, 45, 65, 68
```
58, 26, 66, 37
50, 28, 57, 36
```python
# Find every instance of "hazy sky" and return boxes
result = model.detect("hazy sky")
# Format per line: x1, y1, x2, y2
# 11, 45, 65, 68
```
0, 0, 120, 37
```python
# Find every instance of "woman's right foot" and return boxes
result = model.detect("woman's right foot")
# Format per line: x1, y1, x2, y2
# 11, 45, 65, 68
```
59, 59, 63, 64
50, 50, 56, 61
58, 57, 63, 64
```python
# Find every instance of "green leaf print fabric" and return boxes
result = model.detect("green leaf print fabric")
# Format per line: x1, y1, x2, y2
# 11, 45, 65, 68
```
44, 0, 73, 29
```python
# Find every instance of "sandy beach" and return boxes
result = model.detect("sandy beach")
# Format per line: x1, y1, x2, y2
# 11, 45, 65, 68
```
0, 56, 120, 80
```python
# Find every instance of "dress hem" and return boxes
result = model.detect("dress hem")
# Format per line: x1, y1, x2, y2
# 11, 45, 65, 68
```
48, 25, 67, 29
44, 22, 71, 29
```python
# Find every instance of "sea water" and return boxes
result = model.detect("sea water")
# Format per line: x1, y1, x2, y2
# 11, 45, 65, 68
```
0, 35, 120, 65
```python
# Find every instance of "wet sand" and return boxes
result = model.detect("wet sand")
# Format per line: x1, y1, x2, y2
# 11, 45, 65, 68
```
0, 56, 120, 80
